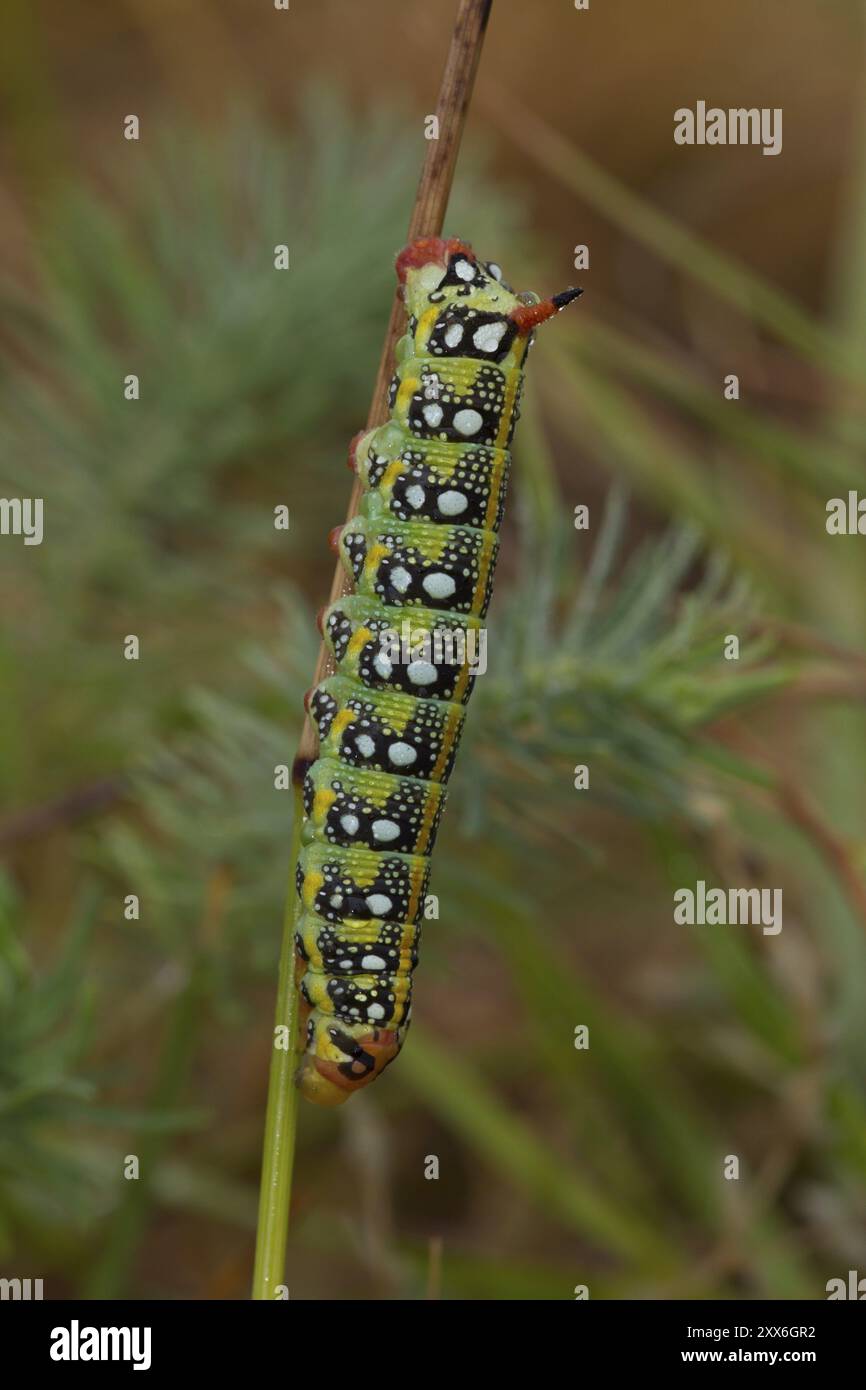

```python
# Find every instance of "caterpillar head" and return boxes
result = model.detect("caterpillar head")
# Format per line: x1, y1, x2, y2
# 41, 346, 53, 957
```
296, 1012, 404, 1107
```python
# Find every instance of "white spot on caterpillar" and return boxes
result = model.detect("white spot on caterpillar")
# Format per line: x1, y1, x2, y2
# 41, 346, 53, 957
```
438, 490, 468, 516
389, 565, 412, 594
366, 893, 393, 916
422, 572, 456, 600
367, 1004, 386, 1020
388, 742, 417, 767
407, 660, 437, 686
330, 893, 344, 907
340, 814, 360, 836
454, 259, 475, 281
371, 818, 400, 843
339, 959, 352, 969
355, 734, 376, 758
422, 403, 443, 428
362, 954, 387, 971
444, 322, 464, 348
405, 484, 426, 509
473, 321, 507, 353
373, 652, 393, 679
453, 408, 483, 436
487, 263, 502, 281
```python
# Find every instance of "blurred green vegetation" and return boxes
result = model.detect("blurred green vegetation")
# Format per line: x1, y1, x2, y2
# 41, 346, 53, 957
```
2, 76, 866, 1300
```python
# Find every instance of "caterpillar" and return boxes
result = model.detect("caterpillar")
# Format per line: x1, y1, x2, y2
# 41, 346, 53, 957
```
294, 236, 581, 1106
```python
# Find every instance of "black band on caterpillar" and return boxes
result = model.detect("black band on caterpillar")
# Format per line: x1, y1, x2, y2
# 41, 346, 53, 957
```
295, 237, 581, 1105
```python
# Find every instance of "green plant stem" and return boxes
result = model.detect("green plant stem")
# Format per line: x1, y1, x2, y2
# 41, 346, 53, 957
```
251, 784, 304, 1300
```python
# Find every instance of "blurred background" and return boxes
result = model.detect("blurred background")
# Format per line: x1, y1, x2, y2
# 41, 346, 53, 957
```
1, 0, 866, 1300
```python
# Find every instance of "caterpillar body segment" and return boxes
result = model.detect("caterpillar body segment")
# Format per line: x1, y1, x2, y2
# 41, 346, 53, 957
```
299, 963, 413, 1028
309, 676, 466, 784
355, 424, 511, 534
336, 514, 500, 618
295, 911, 420, 978
295, 237, 581, 1105
322, 595, 484, 705
302, 757, 447, 856
296, 842, 431, 927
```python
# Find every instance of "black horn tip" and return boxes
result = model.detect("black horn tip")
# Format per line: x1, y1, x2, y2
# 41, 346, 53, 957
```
552, 287, 583, 310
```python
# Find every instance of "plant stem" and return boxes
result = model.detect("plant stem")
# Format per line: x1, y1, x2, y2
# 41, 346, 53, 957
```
251, 784, 304, 1300
250, 0, 495, 1300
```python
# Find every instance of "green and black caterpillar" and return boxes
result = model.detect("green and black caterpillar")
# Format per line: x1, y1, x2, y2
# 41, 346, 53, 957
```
295, 236, 580, 1105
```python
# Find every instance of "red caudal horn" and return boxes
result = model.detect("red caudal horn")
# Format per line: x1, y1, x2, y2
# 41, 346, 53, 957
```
510, 286, 583, 334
